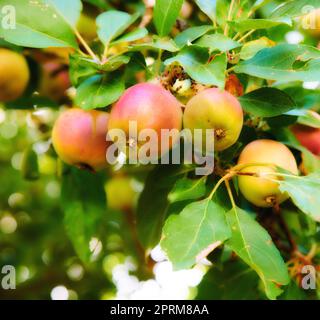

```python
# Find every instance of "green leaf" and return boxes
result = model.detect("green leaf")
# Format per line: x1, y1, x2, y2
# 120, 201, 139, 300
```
130, 37, 179, 52
137, 165, 184, 249
267, 114, 298, 128
124, 52, 149, 86
21, 147, 39, 181
83, 0, 110, 10
284, 109, 319, 124
70, 54, 130, 86
174, 25, 213, 48
111, 28, 148, 46
239, 88, 297, 118
284, 86, 320, 110
96, 10, 139, 46
252, 0, 274, 12
277, 174, 320, 222
197, 260, 261, 300
226, 207, 289, 300
165, 46, 227, 88
229, 18, 292, 33
0, 0, 78, 48
300, 147, 320, 174
99, 55, 131, 72
196, 33, 241, 52
235, 44, 320, 82
168, 177, 207, 203
282, 208, 317, 241
280, 280, 308, 300
271, 0, 320, 18
161, 198, 231, 269
297, 110, 320, 128
61, 168, 106, 263
293, 145, 320, 174
240, 37, 275, 60
69, 54, 98, 86
48, 0, 82, 27
75, 73, 125, 110
215, 0, 231, 26
153, 0, 184, 37
195, 0, 217, 22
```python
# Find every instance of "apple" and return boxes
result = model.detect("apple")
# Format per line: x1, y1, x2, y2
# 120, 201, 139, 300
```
291, 124, 320, 156
105, 176, 137, 211
237, 139, 299, 207
52, 108, 111, 171
183, 88, 243, 152
108, 82, 183, 160
0, 48, 30, 102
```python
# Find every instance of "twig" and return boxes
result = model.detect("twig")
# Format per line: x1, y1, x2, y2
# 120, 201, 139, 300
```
247, 9, 254, 18
226, 66, 236, 74
74, 29, 99, 61
306, 243, 317, 261
101, 44, 109, 64
124, 208, 147, 266
224, 0, 236, 36
213, 17, 217, 29
225, 179, 236, 209
273, 204, 298, 252
238, 29, 256, 43
232, 32, 241, 40
155, 49, 163, 76
236, 171, 258, 177
208, 173, 233, 200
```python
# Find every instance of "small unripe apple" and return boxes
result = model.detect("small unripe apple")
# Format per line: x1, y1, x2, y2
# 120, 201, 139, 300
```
52, 108, 110, 171
108, 83, 183, 159
183, 88, 243, 151
291, 123, 320, 156
105, 176, 137, 211
237, 139, 299, 207
0, 48, 30, 102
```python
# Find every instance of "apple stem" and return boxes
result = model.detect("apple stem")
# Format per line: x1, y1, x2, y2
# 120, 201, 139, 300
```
226, 66, 236, 74
306, 243, 318, 260
236, 171, 258, 177
155, 49, 163, 76
101, 44, 109, 64
225, 179, 236, 209
208, 172, 234, 200
74, 29, 99, 62
232, 32, 241, 41
238, 29, 256, 43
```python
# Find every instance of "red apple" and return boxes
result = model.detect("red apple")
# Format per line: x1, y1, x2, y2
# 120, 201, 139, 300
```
291, 124, 320, 156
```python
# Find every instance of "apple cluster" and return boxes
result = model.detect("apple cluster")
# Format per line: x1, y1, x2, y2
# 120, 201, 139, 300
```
1, 48, 316, 209
51, 81, 302, 208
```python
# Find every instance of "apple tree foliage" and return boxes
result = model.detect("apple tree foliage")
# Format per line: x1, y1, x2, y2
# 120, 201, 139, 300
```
1, 0, 320, 300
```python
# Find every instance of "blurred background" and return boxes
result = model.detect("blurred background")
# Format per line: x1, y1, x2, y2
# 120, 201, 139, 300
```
0, 106, 209, 299
0, 0, 320, 300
